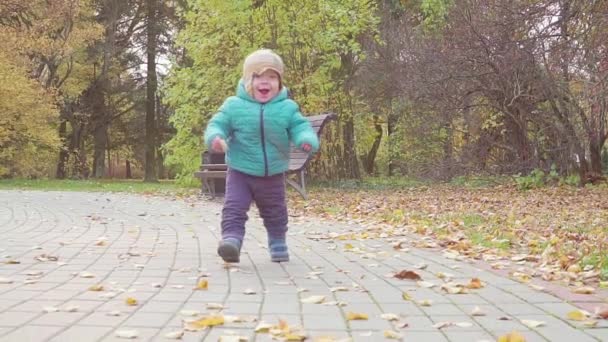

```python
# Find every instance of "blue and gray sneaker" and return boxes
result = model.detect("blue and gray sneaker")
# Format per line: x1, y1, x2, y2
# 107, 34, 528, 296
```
268, 237, 289, 262
217, 238, 242, 263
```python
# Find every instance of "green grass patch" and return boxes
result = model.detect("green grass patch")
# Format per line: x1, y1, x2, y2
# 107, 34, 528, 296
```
0, 178, 198, 195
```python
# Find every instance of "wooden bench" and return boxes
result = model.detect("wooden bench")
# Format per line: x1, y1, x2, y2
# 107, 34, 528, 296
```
194, 113, 336, 199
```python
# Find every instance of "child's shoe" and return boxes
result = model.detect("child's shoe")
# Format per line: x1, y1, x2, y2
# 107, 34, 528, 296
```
217, 238, 242, 263
268, 237, 289, 262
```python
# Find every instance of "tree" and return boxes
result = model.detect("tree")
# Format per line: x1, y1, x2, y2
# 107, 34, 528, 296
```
165, 0, 379, 182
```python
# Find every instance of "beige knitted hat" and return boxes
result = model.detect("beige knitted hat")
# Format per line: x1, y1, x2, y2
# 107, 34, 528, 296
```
242, 49, 284, 94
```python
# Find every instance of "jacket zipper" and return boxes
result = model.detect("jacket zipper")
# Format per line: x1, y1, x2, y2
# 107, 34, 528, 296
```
259, 104, 269, 176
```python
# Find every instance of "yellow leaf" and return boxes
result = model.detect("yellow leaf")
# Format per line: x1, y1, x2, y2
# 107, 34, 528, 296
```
402, 292, 412, 301
566, 310, 587, 321
254, 322, 273, 333
344, 243, 354, 250
88, 284, 104, 291
125, 297, 138, 306
284, 333, 307, 341
186, 315, 225, 330
346, 312, 368, 320
195, 280, 208, 290
384, 330, 402, 339
497, 331, 526, 342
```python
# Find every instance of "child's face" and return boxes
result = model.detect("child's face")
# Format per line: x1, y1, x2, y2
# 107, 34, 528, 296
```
252, 69, 280, 103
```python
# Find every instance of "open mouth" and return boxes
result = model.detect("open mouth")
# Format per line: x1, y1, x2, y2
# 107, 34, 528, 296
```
257, 89, 270, 95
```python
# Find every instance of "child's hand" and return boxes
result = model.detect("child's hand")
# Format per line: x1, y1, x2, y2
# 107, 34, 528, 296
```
211, 136, 228, 152
300, 143, 312, 152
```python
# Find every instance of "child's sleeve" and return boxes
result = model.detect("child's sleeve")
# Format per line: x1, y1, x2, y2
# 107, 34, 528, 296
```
204, 102, 231, 148
288, 110, 320, 153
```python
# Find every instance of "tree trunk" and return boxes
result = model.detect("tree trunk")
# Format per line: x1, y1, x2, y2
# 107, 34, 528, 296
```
387, 109, 397, 176
126, 159, 132, 179
56, 119, 68, 179
342, 116, 360, 178
144, 0, 158, 182
363, 114, 382, 175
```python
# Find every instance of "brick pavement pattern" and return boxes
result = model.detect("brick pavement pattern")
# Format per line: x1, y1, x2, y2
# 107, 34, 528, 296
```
0, 190, 606, 341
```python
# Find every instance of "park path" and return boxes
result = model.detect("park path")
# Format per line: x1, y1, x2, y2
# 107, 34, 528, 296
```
0, 190, 606, 342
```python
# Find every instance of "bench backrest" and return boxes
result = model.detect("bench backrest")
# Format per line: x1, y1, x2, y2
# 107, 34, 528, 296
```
288, 113, 336, 172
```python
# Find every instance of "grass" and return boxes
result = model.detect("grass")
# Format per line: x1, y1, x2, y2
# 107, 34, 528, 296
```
0, 178, 198, 195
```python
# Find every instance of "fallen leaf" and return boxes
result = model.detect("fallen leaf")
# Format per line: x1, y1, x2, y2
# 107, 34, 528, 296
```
582, 320, 598, 327
595, 306, 608, 319
417, 281, 436, 288
62, 305, 79, 312
43, 306, 59, 313
346, 312, 368, 320
454, 322, 473, 328
284, 332, 307, 341
206, 303, 224, 310
521, 319, 545, 328
471, 306, 486, 316
441, 283, 468, 294
88, 284, 104, 291
218, 336, 248, 342
125, 297, 138, 306
254, 322, 273, 333
243, 288, 256, 295
497, 331, 526, 342
184, 315, 225, 331
79, 271, 95, 278
383, 330, 402, 339
402, 292, 412, 301
107, 311, 122, 316
418, 299, 433, 306
466, 278, 484, 289
0, 277, 14, 284
4, 260, 20, 264
301, 295, 325, 304
528, 284, 545, 291
115, 330, 138, 339
195, 280, 208, 290
433, 321, 452, 329
164, 330, 184, 339
566, 310, 588, 321
394, 270, 422, 280
329, 287, 349, 292
380, 313, 400, 321
572, 286, 595, 294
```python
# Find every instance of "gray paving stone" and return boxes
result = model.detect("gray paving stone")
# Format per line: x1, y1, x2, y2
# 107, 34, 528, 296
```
1, 190, 605, 342
0, 325, 64, 342
0, 311, 39, 327
122, 312, 173, 328
585, 328, 608, 341
302, 313, 348, 330
30, 311, 89, 326
49, 325, 114, 342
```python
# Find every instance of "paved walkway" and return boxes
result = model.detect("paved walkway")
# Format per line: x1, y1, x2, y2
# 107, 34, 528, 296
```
0, 190, 606, 342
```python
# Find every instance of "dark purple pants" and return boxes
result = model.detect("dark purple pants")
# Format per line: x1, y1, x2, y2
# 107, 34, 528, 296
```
221, 168, 288, 241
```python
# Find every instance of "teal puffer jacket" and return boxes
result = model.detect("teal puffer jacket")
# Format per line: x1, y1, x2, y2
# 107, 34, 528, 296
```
204, 80, 320, 177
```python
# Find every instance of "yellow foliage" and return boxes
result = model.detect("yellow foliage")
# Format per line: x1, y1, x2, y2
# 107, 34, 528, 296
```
0, 52, 59, 177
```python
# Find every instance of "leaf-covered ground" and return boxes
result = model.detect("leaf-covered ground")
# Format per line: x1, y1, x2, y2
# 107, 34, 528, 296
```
289, 184, 608, 291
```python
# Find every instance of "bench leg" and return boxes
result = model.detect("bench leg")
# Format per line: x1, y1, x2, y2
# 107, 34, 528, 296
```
286, 170, 308, 200
201, 178, 216, 199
